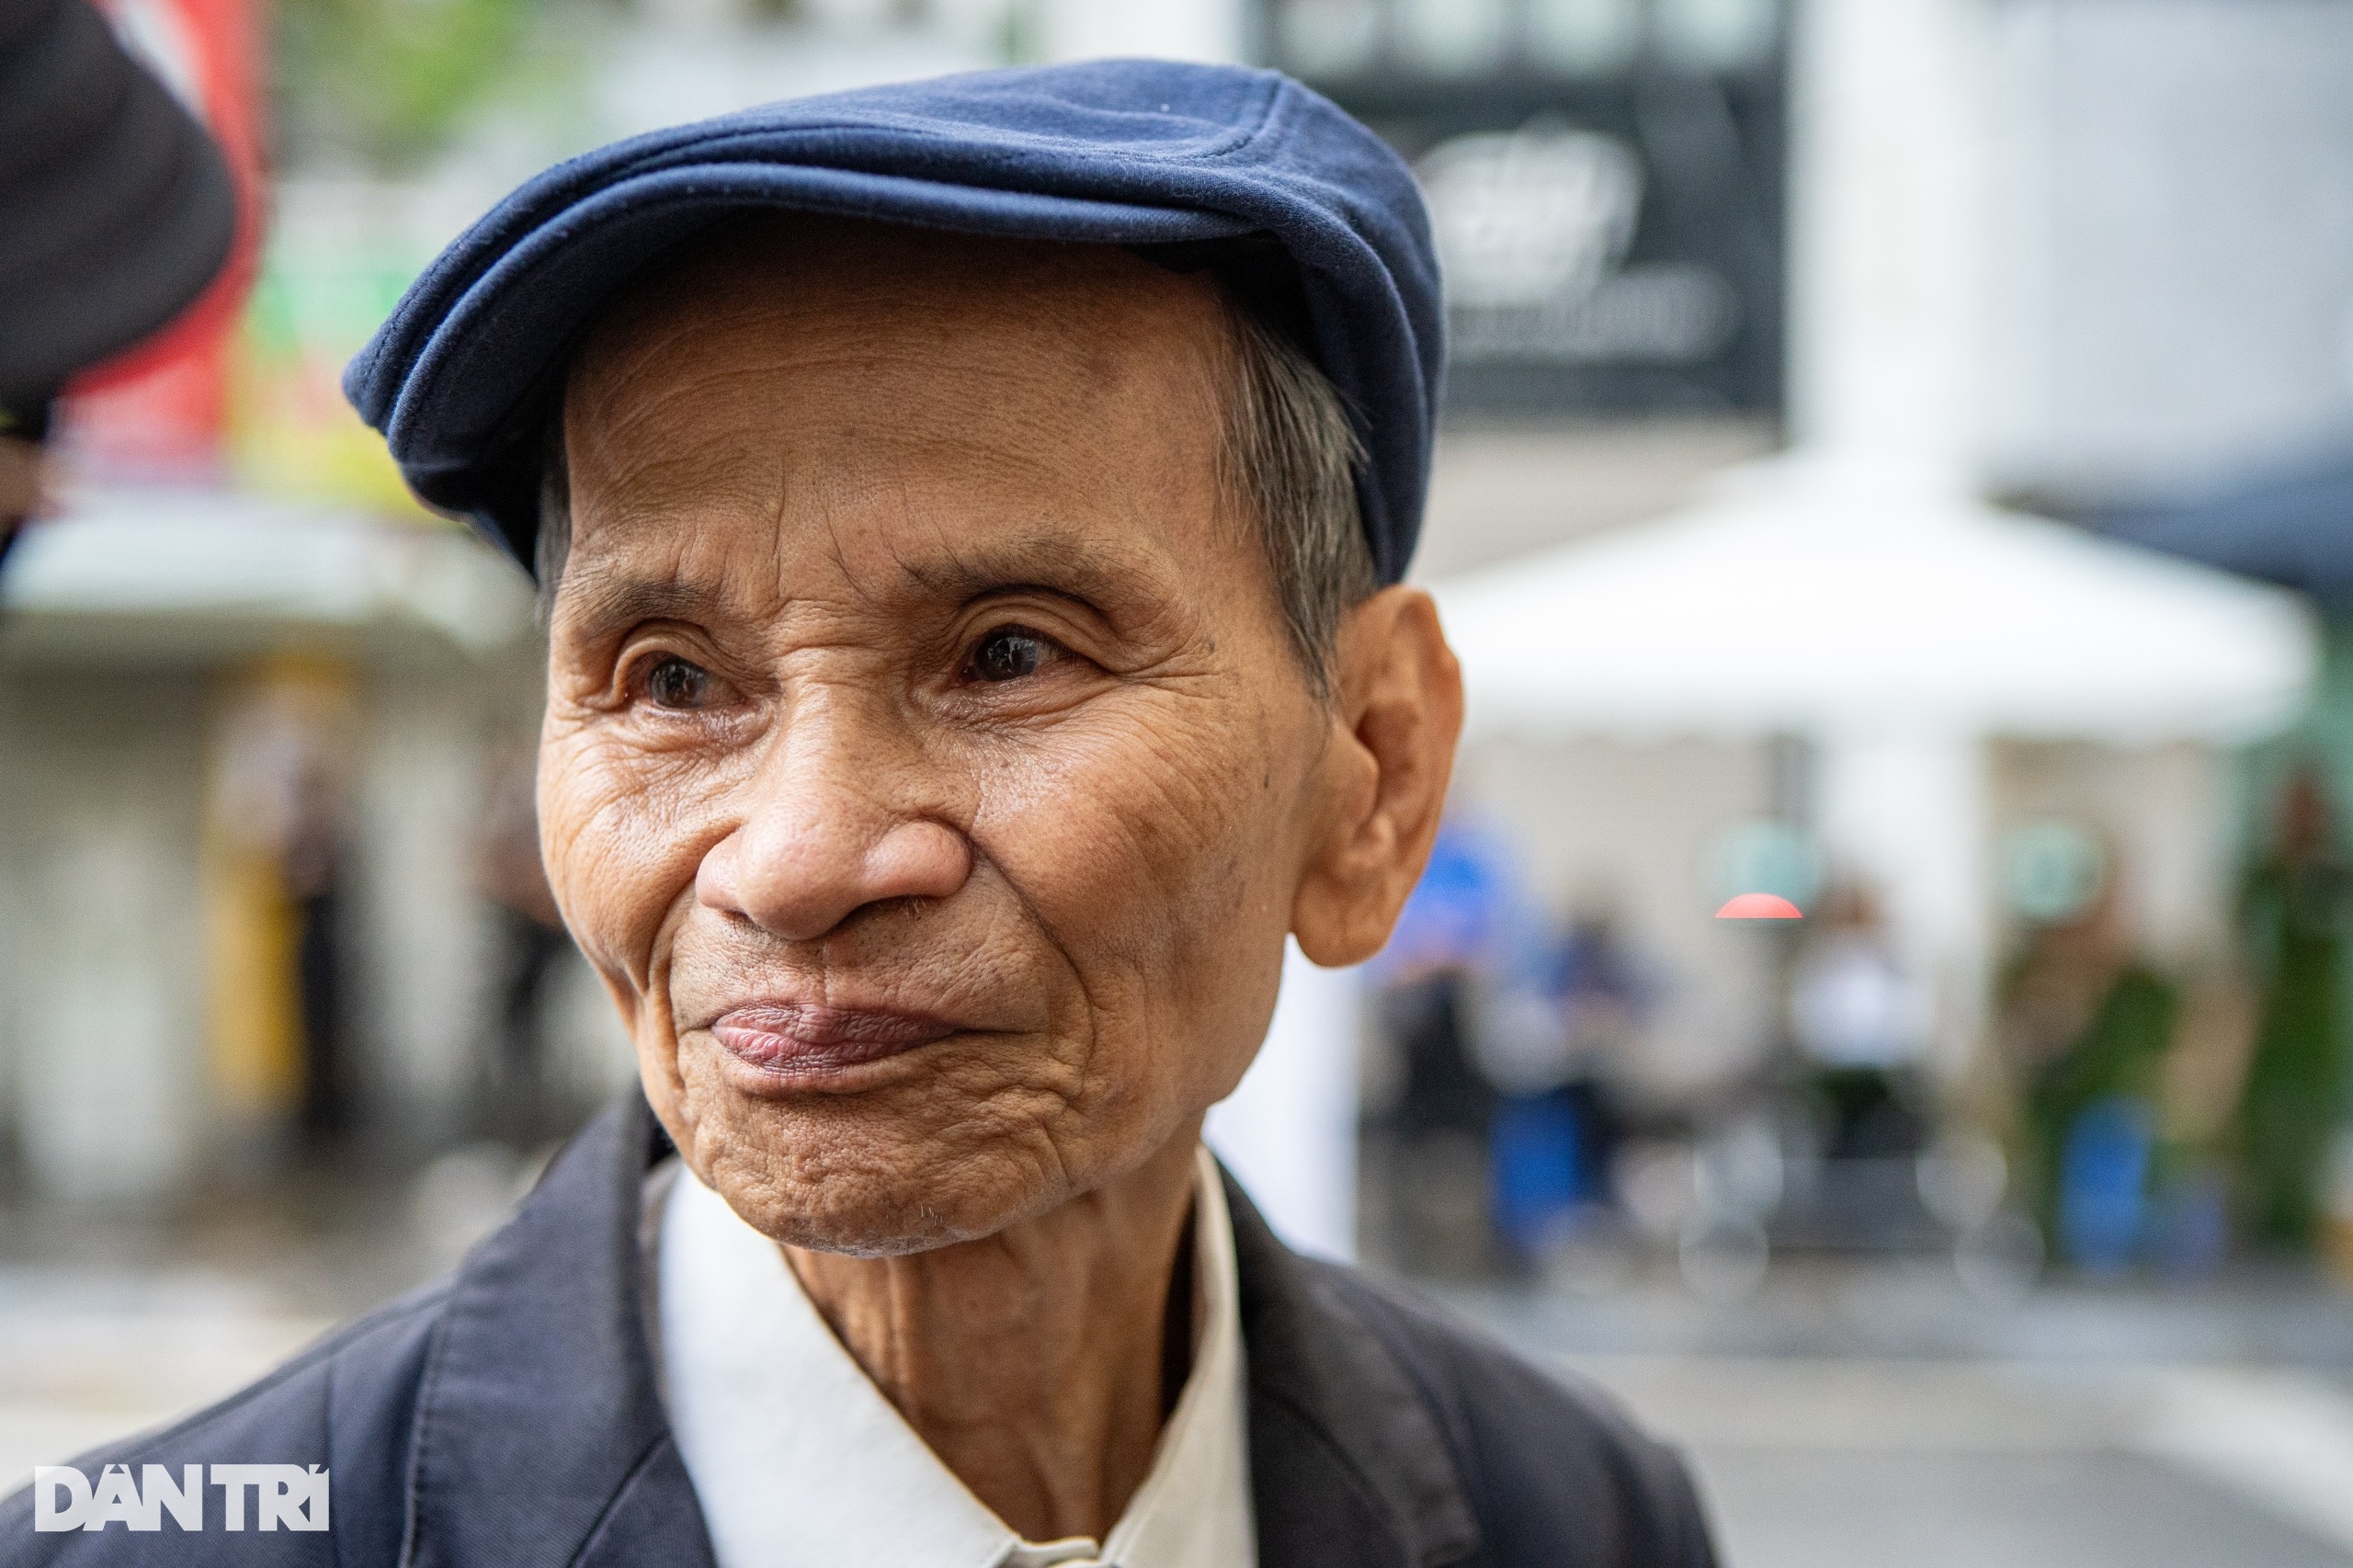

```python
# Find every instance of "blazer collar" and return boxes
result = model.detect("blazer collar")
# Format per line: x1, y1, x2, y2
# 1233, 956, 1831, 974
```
403, 1096, 711, 1568
1224, 1173, 1483, 1568
404, 1093, 1479, 1568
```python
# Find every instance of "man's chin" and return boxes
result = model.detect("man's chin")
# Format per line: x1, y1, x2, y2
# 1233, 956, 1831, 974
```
718, 1169, 1063, 1258
677, 1098, 1074, 1257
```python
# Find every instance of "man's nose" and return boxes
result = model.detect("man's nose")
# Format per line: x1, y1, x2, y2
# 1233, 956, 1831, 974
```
694, 697, 972, 942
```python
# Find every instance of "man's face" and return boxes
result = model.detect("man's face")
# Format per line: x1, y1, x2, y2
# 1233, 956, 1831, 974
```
542, 221, 1341, 1255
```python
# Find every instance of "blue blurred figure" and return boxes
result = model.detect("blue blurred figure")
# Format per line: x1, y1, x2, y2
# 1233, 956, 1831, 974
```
1488, 907, 1654, 1259
1373, 819, 1527, 1271
2059, 1096, 2156, 1276
1374, 818, 1518, 1153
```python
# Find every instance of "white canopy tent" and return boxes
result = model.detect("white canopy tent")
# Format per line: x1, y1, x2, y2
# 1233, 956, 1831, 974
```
1435, 452, 2315, 748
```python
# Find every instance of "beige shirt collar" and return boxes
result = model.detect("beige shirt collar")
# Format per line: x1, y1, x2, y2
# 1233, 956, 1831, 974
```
653, 1148, 1256, 1568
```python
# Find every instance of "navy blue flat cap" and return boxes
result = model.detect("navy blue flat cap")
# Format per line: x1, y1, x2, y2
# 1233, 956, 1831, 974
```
344, 59, 1441, 585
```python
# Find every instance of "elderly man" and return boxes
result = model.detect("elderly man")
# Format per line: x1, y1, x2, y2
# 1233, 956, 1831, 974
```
6, 62, 1715, 1568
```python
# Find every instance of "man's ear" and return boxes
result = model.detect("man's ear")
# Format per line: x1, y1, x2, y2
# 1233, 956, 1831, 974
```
1291, 585, 1464, 966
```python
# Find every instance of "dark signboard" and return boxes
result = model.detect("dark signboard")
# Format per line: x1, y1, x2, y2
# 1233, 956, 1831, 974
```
1258, 0, 1786, 416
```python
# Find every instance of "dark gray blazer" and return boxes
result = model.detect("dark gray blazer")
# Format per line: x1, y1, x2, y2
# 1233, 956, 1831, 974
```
3, 1096, 1718, 1566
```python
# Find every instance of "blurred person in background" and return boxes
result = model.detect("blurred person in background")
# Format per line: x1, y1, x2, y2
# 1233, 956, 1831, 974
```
1999, 860, 2182, 1273
1366, 818, 1506, 1272
1372, 951, 1495, 1274
1485, 904, 1654, 1263
475, 742, 576, 1146
282, 729, 352, 1142
1788, 881, 1932, 1163
6, 63, 1718, 1568
0, 0, 237, 551
2234, 764, 2353, 1255
1551, 909, 1651, 1175
200, 661, 365, 1159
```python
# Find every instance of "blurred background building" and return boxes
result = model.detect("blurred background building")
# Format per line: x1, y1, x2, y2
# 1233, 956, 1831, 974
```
6, 0, 2353, 1561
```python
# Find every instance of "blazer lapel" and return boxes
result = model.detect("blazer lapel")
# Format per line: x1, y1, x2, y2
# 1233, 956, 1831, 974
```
1226, 1173, 1483, 1568
403, 1096, 716, 1568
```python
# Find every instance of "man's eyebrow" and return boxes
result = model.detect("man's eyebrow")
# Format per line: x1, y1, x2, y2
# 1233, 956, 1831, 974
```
899, 534, 1167, 609
555, 565, 730, 638
553, 533, 1176, 639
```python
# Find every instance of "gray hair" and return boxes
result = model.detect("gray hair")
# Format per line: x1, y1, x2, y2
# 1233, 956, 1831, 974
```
536, 290, 1376, 695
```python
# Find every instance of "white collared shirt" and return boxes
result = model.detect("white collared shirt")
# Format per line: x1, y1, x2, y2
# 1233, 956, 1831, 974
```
649, 1148, 1256, 1568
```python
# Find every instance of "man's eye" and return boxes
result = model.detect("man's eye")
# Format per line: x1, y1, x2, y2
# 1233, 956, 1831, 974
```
644, 655, 715, 710
970, 627, 1049, 683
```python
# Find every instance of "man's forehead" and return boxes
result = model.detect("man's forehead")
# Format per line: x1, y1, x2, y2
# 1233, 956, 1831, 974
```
558, 216, 1234, 522
547, 213, 1248, 639
557, 347, 1225, 593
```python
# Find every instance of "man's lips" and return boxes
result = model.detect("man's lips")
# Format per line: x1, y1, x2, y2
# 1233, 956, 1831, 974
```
709, 1002, 962, 1075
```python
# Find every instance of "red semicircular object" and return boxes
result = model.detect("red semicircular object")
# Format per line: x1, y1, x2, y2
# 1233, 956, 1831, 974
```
1715, 892, 1804, 920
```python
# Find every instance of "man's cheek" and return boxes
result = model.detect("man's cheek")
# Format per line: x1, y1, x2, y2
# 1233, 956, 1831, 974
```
544, 763, 713, 997
989, 705, 1261, 885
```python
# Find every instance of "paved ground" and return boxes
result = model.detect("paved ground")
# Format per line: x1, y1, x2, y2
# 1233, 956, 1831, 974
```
1597, 1357, 2353, 1567
1695, 1448, 2347, 1568
1438, 1266, 2353, 1568
6, 1186, 2352, 1566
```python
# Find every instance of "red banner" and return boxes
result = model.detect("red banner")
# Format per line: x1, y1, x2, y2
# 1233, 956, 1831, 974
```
60, 0, 265, 480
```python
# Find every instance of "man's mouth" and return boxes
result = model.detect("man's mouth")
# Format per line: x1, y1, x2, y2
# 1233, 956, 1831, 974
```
709, 1002, 962, 1076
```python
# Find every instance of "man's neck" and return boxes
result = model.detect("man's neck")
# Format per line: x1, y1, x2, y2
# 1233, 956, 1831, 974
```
781, 1125, 1204, 1544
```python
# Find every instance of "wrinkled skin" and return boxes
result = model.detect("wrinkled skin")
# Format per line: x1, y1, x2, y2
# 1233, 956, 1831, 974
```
542, 218, 1459, 1257
537, 215, 1462, 1539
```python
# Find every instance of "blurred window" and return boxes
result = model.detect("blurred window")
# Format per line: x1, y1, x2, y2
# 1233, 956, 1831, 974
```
1275, 0, 1385, 78
1527, 0, 1641, 75
2003, 821, 2107, 925
1395, 0, 1509, 77
1653, 0, 1779, 74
